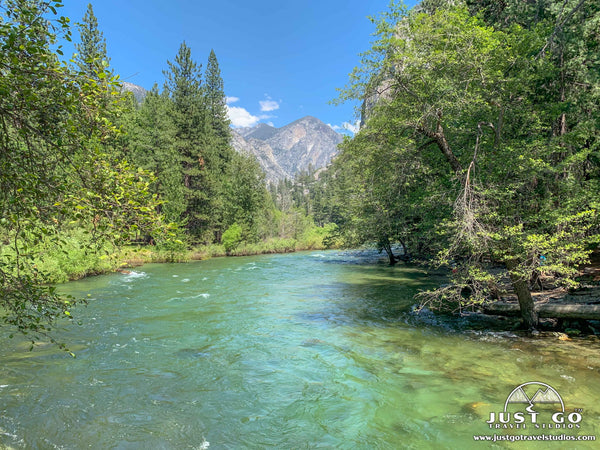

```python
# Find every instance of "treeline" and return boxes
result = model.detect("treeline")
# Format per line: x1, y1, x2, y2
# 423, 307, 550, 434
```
317, 0, 600, 328
0, 1, 330, 346
121, 44, 330, 251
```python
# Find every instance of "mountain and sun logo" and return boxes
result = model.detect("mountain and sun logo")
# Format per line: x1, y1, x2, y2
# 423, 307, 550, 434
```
505, 382, 564, 410
486, 381, 583, 430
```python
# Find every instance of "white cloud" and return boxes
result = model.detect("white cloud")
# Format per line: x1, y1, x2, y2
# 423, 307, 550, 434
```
259, 100, 279, 112
343, 120, 360, 134
227, 106, 260, 128
328, 120, 360, 135
225, 95, 280, 128
259, 95, 280, 112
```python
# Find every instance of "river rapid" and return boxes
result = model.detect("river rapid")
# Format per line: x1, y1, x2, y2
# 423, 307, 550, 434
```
1, 250, 599, 449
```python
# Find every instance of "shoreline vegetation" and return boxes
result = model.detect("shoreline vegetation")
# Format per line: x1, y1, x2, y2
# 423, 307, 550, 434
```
37, 233, 337, 285
59, 238, 600, 338
430, 266, 600, 338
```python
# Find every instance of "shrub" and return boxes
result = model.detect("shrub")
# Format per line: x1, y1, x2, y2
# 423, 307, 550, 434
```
221, 223, 243, 253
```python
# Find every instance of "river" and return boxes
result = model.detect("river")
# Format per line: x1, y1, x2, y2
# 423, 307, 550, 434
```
1, 250, 599, 448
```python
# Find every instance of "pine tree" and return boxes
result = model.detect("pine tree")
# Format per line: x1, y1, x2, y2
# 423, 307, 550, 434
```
163, 41, 213, 239
200, 49, 239, 240
74, 3, 110, 79
204, 49, 231, 145
222, 152, 269, 242
128, 84, 185, 223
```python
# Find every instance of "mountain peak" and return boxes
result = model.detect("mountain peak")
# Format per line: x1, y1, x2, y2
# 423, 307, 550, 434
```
299, 115, 319, 122
120, 81, 147, 103
237, 122, 278, 141
231, 117, 342, 183
285, 115, 322, 127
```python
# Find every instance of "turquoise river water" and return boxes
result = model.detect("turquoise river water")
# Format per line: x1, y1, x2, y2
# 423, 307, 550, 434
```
1, 250, 599, 449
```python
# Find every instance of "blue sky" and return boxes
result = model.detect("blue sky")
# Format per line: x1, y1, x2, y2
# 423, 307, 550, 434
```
56, 0, 417, 133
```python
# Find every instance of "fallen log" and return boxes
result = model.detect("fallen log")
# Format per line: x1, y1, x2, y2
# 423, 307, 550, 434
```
483, 302, 600, 320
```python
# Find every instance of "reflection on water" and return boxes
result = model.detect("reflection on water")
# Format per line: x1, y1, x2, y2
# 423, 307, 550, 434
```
1, 250, 599, 449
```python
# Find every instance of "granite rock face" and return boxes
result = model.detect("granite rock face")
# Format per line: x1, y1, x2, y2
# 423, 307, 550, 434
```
115, 83, 341, 183
120, 81, 147, 104
231, 116, 342, 183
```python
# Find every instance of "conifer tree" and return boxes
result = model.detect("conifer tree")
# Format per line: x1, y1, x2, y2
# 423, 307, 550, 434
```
204, 49, 231, 146
200, 49, 239, 240
222, 152, 269, 242
74, 3, 110, 79
163, 41, 213, 239
128, 84, 185, 223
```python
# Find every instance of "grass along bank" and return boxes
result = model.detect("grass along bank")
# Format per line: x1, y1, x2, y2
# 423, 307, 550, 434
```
17, 223, 341, 284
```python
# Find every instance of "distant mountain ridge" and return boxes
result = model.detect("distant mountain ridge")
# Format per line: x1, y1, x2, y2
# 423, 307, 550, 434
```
237, 123, 279, 141
120, 81, 147, 103
116, 82, 341, 182
231, 116, 343, 183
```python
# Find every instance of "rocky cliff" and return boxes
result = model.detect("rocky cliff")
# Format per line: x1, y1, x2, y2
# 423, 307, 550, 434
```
120, 81, 147, 103
231, 116, 342, 183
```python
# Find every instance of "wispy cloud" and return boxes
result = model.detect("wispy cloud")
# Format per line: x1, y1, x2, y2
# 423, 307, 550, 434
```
342, 120, 360, 134
328, 120, 360, 135
259, 95, 280, 112
226, 96, 240, 104
227, 106, 260, 128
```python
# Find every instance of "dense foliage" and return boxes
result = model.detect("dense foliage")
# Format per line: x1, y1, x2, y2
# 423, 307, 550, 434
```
0, 1, 333, 347
330, 0, 600, 328
0, 0, 171, 350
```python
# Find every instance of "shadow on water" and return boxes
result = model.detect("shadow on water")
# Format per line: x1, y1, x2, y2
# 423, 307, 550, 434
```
314, 252, 524, 334
298, 256, 441, 328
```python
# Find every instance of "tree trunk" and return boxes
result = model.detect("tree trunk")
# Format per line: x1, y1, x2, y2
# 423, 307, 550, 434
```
381, 239, 397, 265
505, 259, 539, 329
434, 122, 463, 174
417, 115, 462, 174
397, 238, 410, 262
484, 303, 600, 320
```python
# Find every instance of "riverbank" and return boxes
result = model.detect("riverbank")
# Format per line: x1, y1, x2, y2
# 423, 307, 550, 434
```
410, 252, 600, 336
43, 236, 335, 284
450, 260, 600, 336
120, 238, 309, 267
22, 221, 340, 284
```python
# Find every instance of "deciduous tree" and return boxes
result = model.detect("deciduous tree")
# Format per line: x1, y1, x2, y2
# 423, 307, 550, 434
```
0, 0, 168, 349
334, 0, 600, 328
